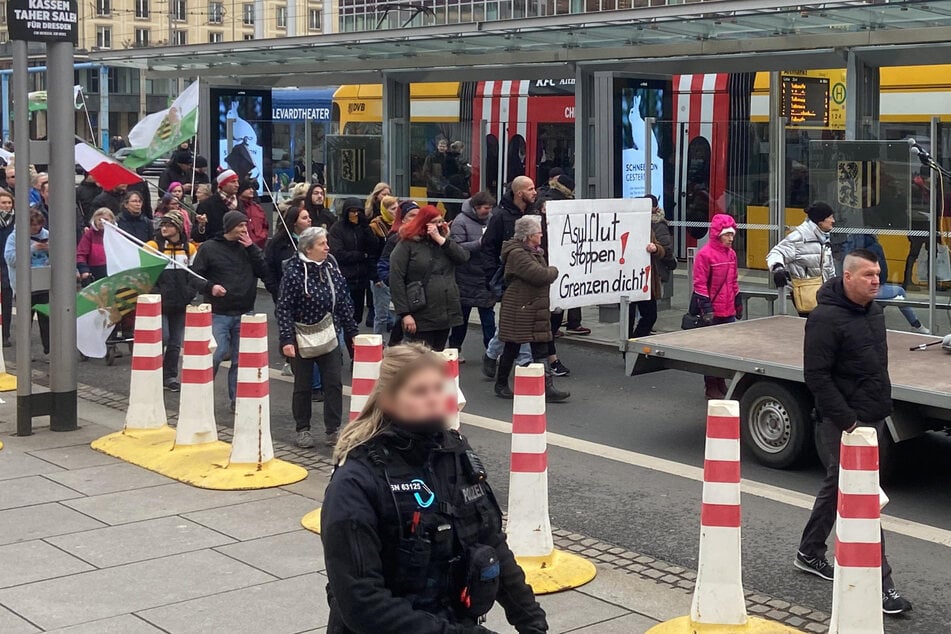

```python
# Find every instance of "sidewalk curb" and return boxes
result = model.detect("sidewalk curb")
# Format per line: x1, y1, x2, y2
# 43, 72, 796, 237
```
55, 377, 831, 634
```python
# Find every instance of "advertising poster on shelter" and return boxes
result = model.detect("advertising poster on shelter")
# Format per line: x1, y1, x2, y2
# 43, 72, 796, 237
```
546, 198, 652, 311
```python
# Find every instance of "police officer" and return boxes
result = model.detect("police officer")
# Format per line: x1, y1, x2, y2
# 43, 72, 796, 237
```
321, 343, 548, 634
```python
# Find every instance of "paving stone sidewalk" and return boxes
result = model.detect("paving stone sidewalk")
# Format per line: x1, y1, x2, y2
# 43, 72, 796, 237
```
0, 384, 831, 633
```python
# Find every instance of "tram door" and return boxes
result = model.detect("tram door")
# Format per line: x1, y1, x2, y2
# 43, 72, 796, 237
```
478, 121, 575, 201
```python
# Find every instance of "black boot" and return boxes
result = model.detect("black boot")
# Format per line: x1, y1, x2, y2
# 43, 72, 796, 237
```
544, 371, 570, 402
482, 353, 498, 379
495, 354, 514, 399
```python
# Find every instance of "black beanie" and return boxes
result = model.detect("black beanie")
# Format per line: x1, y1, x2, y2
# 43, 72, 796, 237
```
223, 210, 249, 234
806, 202, 834, 225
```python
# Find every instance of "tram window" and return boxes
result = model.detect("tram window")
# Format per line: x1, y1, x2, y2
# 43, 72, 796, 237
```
484, 134, 499, 194
685, 136, 711, 240
410, 123, 472, 205
506, 134, 527, 184
535, 123, 574, 184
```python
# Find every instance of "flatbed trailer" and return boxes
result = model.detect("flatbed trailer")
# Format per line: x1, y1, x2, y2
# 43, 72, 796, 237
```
624, 316, 951, 470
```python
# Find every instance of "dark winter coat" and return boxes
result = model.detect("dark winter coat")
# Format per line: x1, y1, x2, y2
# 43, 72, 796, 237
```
450, 201, 496, 308
309, 205, 336, 231
498, 239, 558, 344
75, 179, 102, 222
321, 424, 547, 634
376, 233, 399, 286
275, 255, 359, 347
263, 233, 298, 300
389, 236, 469, 331
192, 194, 230, 243
116, 209, 154, 243
804, 277, 892, 431
328, 218, 375, 284
481, 195, 535, 285
90, 190, 122, 216
159, 163, 191, 194
191, 236, 270, 316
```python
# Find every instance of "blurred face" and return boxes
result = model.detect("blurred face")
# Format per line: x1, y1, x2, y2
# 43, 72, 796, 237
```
527, 228, 543, 248
220, 180, 239, 195
347, 208, 361, 224
719, 230, 735, 247
4, 168, 14, 188
385, 201, 399, 218
515, 181, 537, 206
474, 204, 492, 220
378, 186, 391, 198
35, 174, 48, 191
0, 196, 12, 212
310, 187, 325, 205
93, 214, 112, 230
239, 188, 254, 201
844, 257, 881, 305
437, 139, 448, 153
305, 235, 330, 262
295, 210, 312, 233
170, 185, 184, 199
382, 366, 447, 424
817, 214, 835, 233
225, 221, 248, 241
403, 208, 419, 224
168, 198, 181, 210
126, 194, 143, 215
159, 222, 180, 240
29, 217, 44, 234
40, 182, 49, 200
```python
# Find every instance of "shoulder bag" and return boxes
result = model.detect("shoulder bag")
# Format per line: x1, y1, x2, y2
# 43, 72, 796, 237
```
789, 245, 825, 314
295, 262, 339, 359
681, 267, 726, 331
404, 246, 435, 311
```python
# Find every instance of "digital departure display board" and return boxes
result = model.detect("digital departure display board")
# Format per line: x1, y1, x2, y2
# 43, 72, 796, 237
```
781, 75, 830, 127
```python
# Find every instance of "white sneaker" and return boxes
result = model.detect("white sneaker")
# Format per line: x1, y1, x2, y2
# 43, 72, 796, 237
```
915, 325, 931, 335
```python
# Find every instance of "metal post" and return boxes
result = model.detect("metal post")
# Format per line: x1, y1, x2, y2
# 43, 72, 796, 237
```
254, 0, 265, 40
768, 71, 786, 252
1, 74, 9, 143
304, 118, 313, 183
12, 40, 34, 436
929, 116, 939, 331
47, 41, 78, 431
226, 117, 234, 156
98, 64, 109, 151
382, 74, 409, 196
644, 116, 655, 199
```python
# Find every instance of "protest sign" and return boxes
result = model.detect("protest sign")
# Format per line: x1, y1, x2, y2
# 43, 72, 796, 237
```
546, 198, 652, 311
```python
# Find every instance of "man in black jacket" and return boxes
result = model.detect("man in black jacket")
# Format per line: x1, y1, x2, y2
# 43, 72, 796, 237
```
797, 248, 911, 615
193, 169, 239, 243
159, 150, 193, 195
480, 176, 536, 377
192, 210, 271, 412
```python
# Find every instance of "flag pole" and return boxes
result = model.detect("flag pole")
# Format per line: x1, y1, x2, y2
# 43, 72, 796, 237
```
106, 221, 208, 284
261, 177, 295, 244
189, 79, 199, 200
78, 88, 96, 146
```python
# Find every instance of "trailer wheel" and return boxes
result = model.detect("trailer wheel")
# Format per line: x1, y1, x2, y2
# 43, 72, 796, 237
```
740, 381, 813, 469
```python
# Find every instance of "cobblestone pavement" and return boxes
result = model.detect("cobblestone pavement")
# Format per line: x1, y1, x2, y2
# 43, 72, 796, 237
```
64, 378, 832, 632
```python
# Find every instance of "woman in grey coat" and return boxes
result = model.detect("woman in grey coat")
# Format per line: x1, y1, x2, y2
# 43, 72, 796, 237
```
448, 192, 498, 356
767, 201, 837, 315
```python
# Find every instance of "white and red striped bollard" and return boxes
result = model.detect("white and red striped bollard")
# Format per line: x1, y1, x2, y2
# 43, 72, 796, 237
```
175, 304, 218, 446
690, 399, 747, 626
349, 334, 383, 422
830, 426, 884, 634
440, 348, 466, 431
506, 363, 553, 557
125, 294, 166, 430
230, 314, 273, 466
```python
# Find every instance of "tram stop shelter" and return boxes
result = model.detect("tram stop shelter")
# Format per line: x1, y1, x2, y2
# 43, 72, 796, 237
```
90, 0, 951, 328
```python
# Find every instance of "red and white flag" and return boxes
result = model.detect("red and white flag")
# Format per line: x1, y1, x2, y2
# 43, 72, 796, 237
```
74, 142, 142, 191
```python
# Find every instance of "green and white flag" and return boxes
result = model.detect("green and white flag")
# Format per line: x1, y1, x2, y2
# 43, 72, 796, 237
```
124, 80, 199, 169
27, 85, 84, 112
34, 223, 168, 358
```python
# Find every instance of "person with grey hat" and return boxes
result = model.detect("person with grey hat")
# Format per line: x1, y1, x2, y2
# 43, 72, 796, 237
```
145, 211, 198, 392
192, 210, 272, 411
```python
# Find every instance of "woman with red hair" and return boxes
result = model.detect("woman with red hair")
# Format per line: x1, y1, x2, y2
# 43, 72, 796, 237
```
389, 205, 469, 350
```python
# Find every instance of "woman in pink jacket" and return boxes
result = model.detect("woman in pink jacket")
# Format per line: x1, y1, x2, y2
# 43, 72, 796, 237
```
77, 207, 115, 284
691, 213, 741, 399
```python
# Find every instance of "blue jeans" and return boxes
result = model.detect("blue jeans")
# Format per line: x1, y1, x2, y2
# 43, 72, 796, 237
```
449, 305, 496, 350
212, 313, 243, 404
878, 284, 922, 327
371, 282, 394, 335
486, 327, 532, 365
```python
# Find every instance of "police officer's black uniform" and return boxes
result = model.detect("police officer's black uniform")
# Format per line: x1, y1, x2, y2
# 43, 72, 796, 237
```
321, 421, 548, 634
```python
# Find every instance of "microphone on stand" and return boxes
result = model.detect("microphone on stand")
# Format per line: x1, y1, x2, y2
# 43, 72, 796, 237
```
911, 144, 935, 168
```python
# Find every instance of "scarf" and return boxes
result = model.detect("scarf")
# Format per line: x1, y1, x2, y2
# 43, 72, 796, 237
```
219, 190, 238, 211
0, 210, 13, 229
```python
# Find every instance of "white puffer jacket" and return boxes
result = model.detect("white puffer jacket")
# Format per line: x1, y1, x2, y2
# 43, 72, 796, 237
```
766, 220, 836, 281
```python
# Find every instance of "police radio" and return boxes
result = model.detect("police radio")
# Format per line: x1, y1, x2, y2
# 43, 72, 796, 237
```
462, 450, 487, 484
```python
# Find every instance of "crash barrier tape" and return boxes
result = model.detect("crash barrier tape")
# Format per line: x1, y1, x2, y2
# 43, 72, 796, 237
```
647, 400, 801, 633
125, 294, 166, 430
349, 334, 384, 422
0, 312, 15, 392
175, 304, 218, 446
507, 363, 596, 595
231, 313, 274, 466
440, 348, 466, 431
829, 427, 884, 634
